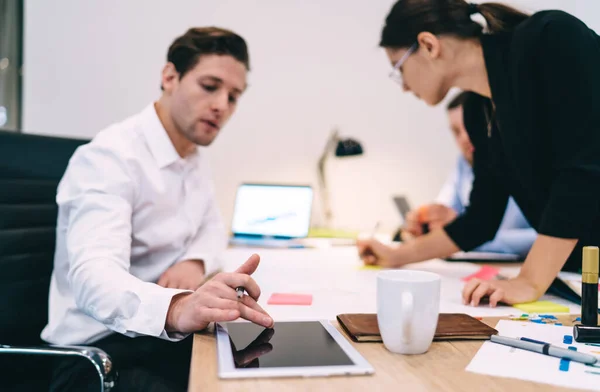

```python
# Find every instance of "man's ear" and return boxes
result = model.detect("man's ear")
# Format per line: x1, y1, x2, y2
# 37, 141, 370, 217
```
416, 32, 442, 60
161, 62, 179, 92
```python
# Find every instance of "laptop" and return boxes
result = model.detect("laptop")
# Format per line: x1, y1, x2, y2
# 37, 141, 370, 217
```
392, 195, 521, 262
229, 183, 314, 248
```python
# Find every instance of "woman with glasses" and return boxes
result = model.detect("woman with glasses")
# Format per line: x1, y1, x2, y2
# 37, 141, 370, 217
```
358, 0, 600, 307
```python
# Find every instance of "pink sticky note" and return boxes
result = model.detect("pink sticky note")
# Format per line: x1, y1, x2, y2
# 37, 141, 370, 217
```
461, 266, 500, 282
267, 293, 313, 306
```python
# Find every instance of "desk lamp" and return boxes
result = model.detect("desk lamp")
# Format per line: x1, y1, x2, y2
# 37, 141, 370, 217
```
317, 128, 363, 228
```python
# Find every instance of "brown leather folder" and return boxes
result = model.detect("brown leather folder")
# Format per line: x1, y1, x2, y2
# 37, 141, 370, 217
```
336, 313, 498, 342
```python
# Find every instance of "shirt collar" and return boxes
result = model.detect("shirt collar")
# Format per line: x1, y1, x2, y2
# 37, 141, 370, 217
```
140, 103, 198, 170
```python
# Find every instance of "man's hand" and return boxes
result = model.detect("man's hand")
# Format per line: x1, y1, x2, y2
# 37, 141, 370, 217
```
165, 254, 273, 334
403, 204, 458, 238
158, 259, 206, 290
357, 239, 403, 268
462, 276, 540, 307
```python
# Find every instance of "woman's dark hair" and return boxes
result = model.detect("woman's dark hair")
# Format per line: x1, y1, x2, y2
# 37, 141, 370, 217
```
380, 0, 529, 49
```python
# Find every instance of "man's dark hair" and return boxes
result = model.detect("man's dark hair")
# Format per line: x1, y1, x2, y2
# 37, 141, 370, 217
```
446, 91, 470, 110
162, 27, 249, 89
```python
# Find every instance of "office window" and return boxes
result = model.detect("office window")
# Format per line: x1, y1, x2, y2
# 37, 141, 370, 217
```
0, 0, 24, 131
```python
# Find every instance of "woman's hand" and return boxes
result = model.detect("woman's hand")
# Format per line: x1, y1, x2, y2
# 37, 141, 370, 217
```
462, 276, 540, 307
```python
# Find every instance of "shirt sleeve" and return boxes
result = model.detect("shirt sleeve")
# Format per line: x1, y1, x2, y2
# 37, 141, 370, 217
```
443, 95, 510, 251
474, 198, 537, 257
475, 228, 537, 258
532, 13, 600, 238
60, 144, 189, 341
435, 158, 463, 213
177, 185, 227, 276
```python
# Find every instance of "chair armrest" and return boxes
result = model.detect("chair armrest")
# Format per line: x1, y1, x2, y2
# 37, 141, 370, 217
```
0, 344, 116, 391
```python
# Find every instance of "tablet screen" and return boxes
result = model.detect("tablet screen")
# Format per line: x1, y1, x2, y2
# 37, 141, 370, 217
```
224, 321, 354, 368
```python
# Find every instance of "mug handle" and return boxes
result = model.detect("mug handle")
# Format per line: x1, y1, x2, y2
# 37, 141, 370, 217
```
401, 291, 414, 344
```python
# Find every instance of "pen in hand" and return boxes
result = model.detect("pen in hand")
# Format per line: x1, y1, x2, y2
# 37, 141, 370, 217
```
370, 221, 381, 239
236, 287, 245, 300
359, 221, 381, 261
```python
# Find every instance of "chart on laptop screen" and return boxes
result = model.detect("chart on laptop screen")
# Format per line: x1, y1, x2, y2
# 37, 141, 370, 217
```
231, 184, 313, 238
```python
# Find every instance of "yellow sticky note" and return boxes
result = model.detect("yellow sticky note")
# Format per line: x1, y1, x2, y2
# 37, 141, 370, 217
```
357, 265, 382, 271
513, 301, 569, 313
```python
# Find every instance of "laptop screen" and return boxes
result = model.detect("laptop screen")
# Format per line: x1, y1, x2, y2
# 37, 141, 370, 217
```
231, 184, 313, 238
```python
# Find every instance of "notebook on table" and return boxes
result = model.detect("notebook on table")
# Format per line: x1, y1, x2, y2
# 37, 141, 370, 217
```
336, 313, 498, 343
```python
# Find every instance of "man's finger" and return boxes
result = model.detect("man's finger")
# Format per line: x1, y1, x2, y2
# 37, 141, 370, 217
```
205, 297, 240, 310
197, 308, 240, 324
219, 274, 261, 300
239, 303, 273, 328
205, 280, 238, 301
417, 205, 430, 223
235, 254, 261, 275
364, 254, 377, 265
428, 221, 444, 230
241, 295, 270, 316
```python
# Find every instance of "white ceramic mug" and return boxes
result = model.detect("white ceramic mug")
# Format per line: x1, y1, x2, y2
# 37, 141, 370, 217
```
377, 270, 441, 355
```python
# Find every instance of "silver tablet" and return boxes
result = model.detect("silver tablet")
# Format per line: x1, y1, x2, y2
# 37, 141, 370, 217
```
215, 320, 374, 379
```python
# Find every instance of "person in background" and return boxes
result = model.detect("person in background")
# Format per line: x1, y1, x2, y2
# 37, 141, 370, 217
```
45, 27, 273, 392
401, 91, 536, 259
358, 0, 600, 308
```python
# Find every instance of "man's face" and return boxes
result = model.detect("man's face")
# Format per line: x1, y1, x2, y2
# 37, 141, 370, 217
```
447, 106, 474, 165
164, 54, 247, 146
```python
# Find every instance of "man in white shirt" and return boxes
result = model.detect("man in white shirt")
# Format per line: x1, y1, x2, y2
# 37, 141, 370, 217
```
360, 92, 536, 266
46, 27, 273, 392
402, 92, 536, 257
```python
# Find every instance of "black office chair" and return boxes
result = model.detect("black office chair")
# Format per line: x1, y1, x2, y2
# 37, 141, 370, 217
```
0, 130, 116, 391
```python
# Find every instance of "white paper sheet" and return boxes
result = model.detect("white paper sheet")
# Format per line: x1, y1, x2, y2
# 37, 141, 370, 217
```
467, 320, 600, 391
220, 248, 580, 322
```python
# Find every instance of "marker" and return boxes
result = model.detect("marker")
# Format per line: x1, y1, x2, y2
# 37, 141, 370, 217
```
236, 287, 245, 300
574, 325, 600, 344
490, 335, 598, 366
582, 246, 599, 327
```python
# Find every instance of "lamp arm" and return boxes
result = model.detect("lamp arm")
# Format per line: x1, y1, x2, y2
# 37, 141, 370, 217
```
317, 129, 339, 226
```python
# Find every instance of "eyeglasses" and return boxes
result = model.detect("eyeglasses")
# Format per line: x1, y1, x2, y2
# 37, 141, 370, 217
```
389, 43, 418, 85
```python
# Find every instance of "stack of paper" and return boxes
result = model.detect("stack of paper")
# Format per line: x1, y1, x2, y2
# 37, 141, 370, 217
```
467, 320, 600, 390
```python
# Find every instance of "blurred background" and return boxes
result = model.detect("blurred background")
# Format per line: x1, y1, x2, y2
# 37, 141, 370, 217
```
2, 0, 599, 232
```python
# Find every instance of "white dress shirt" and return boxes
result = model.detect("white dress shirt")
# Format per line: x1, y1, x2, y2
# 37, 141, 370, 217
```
41, 103, 227, 345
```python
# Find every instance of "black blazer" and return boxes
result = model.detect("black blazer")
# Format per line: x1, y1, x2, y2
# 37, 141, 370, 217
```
444, 10, 600, 272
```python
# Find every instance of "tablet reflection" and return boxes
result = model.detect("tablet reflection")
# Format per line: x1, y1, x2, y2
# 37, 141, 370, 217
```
231, 327, 275, 368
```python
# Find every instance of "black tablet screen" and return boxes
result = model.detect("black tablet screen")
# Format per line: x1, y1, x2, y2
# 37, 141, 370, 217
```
224, 321, 354, 368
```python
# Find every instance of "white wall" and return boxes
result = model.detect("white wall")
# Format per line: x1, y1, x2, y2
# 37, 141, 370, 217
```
23, 0, 600, 232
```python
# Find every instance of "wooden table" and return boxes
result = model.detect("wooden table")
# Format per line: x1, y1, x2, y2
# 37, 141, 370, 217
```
188, 315, 579, 391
